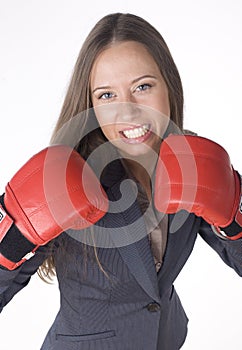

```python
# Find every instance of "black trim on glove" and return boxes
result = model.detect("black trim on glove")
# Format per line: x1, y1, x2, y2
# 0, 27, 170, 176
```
222, 220, 242, 237
0, 194, 36, 262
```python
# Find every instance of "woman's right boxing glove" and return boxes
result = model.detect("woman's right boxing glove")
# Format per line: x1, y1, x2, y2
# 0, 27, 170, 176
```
0, 145, 109, 270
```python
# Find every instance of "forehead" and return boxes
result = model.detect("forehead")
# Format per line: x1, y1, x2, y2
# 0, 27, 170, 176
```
90, 41, 160, 85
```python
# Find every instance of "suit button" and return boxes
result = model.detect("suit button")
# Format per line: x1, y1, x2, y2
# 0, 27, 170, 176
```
146, 302, 160, 312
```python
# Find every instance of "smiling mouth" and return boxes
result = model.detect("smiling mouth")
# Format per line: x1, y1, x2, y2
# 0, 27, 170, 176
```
120, 124, 151, 139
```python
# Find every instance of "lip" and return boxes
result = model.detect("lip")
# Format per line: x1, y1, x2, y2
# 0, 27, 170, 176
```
119, 123, 153, 144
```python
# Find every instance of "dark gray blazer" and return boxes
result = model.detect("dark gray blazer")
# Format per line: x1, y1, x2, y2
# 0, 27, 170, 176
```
0, 161, 242, 350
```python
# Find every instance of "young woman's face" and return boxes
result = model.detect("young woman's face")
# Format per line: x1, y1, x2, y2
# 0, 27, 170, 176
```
90, 41, 170, 157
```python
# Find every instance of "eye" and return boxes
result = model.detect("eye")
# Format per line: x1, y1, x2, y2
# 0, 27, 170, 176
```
136, 83, 152, 92
98, 92, 115, 100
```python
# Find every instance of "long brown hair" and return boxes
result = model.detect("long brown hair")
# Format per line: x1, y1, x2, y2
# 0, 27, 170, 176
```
38, 12, 184, 281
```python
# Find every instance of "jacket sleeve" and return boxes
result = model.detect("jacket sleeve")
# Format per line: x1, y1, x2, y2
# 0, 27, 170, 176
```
0, 245, 50, 312
199, 219, 242, 277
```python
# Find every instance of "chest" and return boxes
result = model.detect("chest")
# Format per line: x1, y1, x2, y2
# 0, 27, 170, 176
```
54, 210, 200, 304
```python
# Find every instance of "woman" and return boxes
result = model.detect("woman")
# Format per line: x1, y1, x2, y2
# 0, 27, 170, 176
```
0, 13, 241, 350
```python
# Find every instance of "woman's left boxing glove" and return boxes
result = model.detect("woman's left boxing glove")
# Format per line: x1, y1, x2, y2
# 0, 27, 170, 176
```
0, 145, 108, 270
154, 134, 242, 239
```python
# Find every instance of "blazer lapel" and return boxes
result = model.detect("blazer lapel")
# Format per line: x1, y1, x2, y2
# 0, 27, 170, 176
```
99, 157, 160, 302
107, 181, 160, 303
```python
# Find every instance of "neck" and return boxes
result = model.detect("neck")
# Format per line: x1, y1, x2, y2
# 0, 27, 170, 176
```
121, 152, 158, 201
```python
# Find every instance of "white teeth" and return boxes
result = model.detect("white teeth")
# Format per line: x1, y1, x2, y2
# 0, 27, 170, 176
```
122, 124, 150, 139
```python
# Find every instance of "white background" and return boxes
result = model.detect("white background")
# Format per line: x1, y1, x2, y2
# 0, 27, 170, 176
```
0, 0, 242, 349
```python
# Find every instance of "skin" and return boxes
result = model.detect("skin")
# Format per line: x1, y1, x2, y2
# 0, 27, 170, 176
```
90, 41, 170, 199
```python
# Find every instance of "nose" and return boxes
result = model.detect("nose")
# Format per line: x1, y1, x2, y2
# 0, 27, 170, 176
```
116, 97, 140, 123
118, 102, 140, 123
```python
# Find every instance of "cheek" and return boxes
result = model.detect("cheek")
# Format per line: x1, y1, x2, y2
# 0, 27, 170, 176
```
94, 106, 116, 127
94, 106, 119, 141
97, 122, 117, 141
95, 112, 109, 134
147, 84, 170, 116
155, 92, 170, 117
101, 125, 112, 136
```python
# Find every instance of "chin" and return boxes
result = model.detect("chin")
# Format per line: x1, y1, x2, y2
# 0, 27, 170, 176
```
119, 144, 157, 159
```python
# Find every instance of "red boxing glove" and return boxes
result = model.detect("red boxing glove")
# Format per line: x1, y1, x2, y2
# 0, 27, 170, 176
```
154, 134, 242, 239
0, 145, 109, 270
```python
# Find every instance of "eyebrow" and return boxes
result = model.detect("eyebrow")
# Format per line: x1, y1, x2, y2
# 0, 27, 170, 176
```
91, 74, 157, 94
